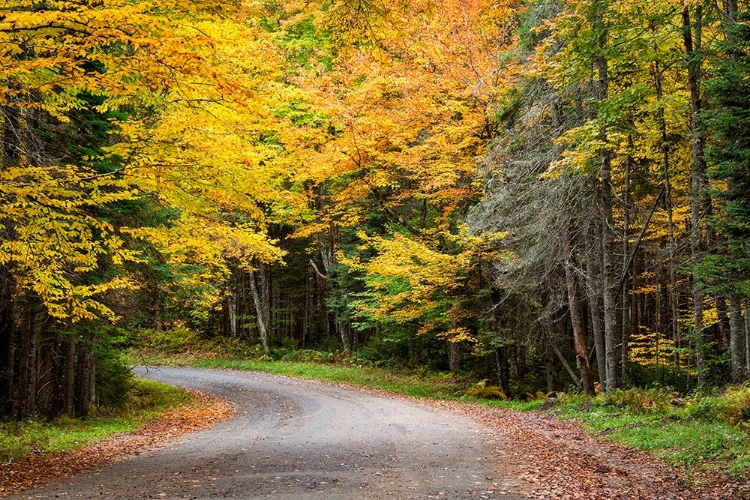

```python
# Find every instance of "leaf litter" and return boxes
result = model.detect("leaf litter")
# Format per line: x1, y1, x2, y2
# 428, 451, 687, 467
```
0, 389, 234, 498
283, 377, 749, 499
429, 400, 749, 500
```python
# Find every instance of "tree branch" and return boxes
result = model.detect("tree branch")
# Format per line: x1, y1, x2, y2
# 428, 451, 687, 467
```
309, 259, 328, 280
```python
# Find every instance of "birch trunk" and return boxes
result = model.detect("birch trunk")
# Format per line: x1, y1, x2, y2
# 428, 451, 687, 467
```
249, 270, 270, 355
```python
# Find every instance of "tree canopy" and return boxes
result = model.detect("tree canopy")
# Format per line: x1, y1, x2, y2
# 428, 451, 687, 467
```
2, 0, 750, 419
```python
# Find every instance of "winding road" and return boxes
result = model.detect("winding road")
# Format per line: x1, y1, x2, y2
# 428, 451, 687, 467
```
11, 367, 525, 499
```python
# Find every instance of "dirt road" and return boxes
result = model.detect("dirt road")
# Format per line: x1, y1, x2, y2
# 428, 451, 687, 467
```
9, 367, 524, 499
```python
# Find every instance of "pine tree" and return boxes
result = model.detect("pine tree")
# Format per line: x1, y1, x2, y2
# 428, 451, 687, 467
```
703, 10, 750, 383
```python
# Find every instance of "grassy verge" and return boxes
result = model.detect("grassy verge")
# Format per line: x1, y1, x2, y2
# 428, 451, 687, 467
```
0, 377, 191, 463
130, 346, 750, 478
133, 352, 467, 399
543, 388, 750, 476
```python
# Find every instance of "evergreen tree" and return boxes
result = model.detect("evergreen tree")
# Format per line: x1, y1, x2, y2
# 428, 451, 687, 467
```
706, 13, 750, 275
702, 11, 750, 383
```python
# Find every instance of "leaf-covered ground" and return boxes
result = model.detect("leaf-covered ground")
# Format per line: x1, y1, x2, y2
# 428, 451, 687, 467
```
0, 390, 234, 497
433, 400, 749, 500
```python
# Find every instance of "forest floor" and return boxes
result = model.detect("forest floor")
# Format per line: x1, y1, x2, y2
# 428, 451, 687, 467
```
434, 400, 749, 499
1, 367, 747, 499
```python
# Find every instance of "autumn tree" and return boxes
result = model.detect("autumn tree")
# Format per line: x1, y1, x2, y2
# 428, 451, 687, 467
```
278, 0, 522, 365
0, 0, 296, 418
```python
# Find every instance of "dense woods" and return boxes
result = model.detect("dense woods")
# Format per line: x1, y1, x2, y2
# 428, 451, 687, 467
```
2, 0, 750, 420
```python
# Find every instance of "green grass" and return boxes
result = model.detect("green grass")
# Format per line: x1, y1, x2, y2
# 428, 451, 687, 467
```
548, 388, 750, 476
129, 345, 482, 400
0, 378, 191, 463
193, 358, 466, 399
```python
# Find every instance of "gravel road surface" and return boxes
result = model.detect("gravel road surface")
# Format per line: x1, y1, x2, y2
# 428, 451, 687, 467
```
10, 367, 525, 499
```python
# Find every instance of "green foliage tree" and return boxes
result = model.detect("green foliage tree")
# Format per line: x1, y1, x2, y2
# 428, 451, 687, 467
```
702, 10, 750, 383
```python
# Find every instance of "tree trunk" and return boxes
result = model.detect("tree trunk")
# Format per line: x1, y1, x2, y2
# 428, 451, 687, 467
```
226, 294, 238, 338
545, 348, 554, 392
683, 4, 708, 385
654, 58, 680, 371
260, 263, 272, 342
64, 337, 76, 416
495, 346, 510, 396
16, 299, 39, 420
564, 229, 595, 394
586, 226, 606, 386
248, 269, 270, 354
36, 332, 55, 416
592, 0, 617, 394
600, 133, 618, 393
723, 0, 738, 20
447, 341, 460, 375
74, 340, 96, 418
0, 265, 14, 419
716, 294, 730, 351
621, 136, 632, 379
728, 294, 744, 383
316, 220, 351, 354
550, 341, 581, 389
744, 298, 750, 379
1, 94, 21, 419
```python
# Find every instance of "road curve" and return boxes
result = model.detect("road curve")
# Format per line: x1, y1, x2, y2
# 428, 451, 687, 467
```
11, 367, 525, 499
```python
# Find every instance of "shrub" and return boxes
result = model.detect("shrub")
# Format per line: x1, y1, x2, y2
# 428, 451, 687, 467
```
95, 327, 136, 409
96, 353, 134, 409
526, 391, 555, 401
279, 349, 334, 363
463, 380, 508, 400
143, 326, 204, 354
717, 383, 750, 426
605, 387, 676, 413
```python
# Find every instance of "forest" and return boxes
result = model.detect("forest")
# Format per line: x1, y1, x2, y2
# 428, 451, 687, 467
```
1, 0, 750, 421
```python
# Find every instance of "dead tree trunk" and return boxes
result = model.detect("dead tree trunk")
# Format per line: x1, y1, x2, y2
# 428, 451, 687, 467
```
564, 229, 595, 395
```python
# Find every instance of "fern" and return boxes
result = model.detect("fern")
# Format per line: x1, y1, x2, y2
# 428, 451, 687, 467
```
464, 380, 508, 400
525, 391, 555, 401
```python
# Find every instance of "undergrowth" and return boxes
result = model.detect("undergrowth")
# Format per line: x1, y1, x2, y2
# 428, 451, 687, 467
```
548, 384, 750, 475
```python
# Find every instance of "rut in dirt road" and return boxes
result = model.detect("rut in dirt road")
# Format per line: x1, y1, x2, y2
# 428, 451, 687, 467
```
7, 367, 525, 499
